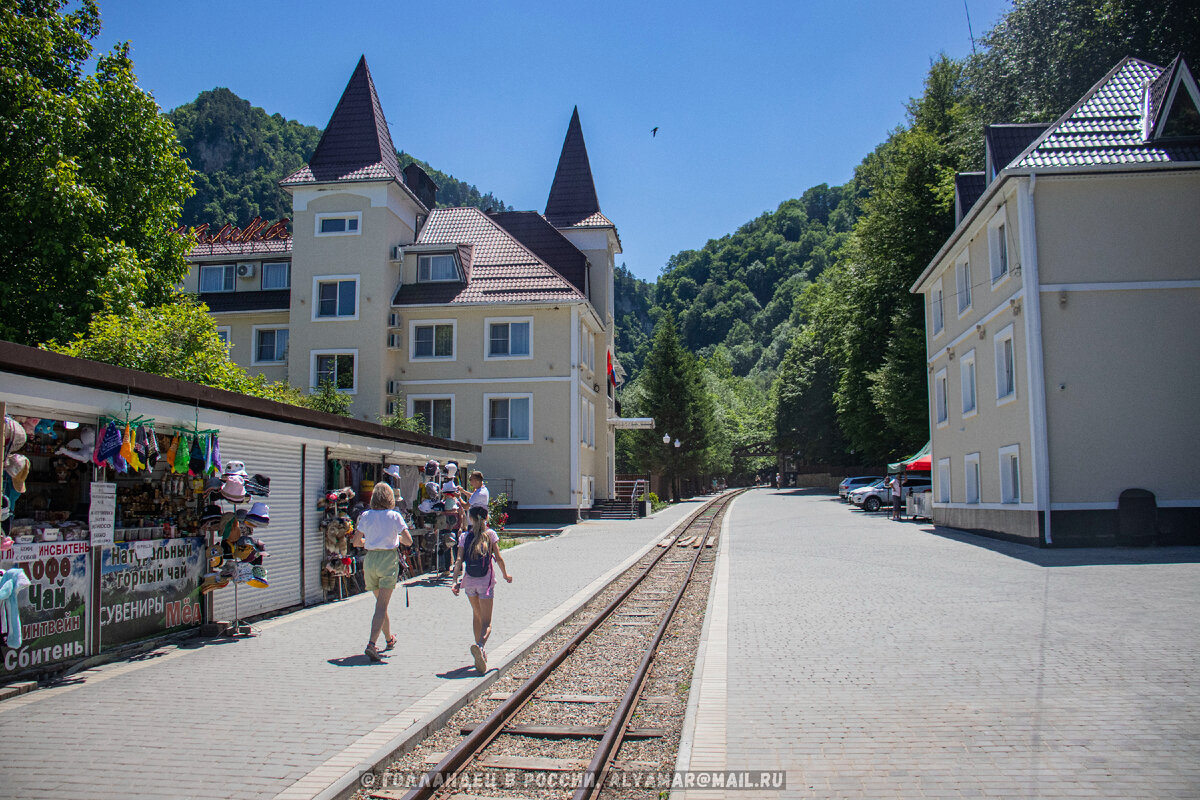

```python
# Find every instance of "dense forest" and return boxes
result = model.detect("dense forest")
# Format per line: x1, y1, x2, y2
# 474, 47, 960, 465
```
167, 88, 510, 227
615, 0, 1200, 479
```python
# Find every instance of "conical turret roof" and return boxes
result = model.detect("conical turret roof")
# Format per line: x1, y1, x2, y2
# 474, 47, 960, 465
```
281, 56, 409, 191
545, 107, 611, 228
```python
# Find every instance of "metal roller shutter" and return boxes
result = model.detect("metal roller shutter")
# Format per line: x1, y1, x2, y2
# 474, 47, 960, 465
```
211, 431, 304, 620
304, 444, 326, 605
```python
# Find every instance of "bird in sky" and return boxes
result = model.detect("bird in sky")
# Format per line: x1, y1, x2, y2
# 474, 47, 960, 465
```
651, 127, 659, 137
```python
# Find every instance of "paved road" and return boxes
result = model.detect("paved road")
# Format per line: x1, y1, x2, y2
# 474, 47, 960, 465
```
0, 502, 703, 800
683, 487, 1200, 799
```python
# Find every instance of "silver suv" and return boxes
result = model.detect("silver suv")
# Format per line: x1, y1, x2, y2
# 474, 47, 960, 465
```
854, 477, 933, 513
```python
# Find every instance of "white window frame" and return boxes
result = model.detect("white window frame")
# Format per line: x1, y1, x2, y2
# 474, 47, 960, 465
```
955, 253, 972, 316
215, 326, 232, 351
409, 318, 457, 361
483, 392, 533, 445
314, 211, 362, 237
934, 367, 948, 427
200, 264, 236, 293
988, 210, 1010, 287
937, 458, 952, 504
960, 349, 977, 418
408, 394, 455, 441
261, 261, 291, 290
485, 316, 533, 360
311, 274, 360, 321
994, 323, 1016, 405
581, 475, 595, 507
581, 325, 596, 372
999, 444, 1021, 504
309, 348, 358, 395
579, 397, 595, 448
931, 277, 945, 337
964, 452, 981, 504
251, 325, 289, 365
416, 253, 460, 283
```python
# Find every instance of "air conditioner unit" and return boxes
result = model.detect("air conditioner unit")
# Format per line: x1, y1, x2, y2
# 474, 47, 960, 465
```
236, 262, 256, 278
387, 332, 402, 350
386, 379, 401, 395
388, 312, 402, 328
390, 245, 403, 261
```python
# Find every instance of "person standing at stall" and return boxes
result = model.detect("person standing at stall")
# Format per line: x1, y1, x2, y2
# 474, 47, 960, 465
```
451, 505, 512, 674
353, 483, 412, 662
457, 471, 489, 531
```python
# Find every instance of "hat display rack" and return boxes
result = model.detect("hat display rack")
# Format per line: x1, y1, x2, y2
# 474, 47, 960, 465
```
412, 459, 463, 579
199, 456, 272, 638
319, 485, 358, 600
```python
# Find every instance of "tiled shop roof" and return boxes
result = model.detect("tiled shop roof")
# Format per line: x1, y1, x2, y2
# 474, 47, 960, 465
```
1013, 57, 1200, 168
392, 207, 585, 306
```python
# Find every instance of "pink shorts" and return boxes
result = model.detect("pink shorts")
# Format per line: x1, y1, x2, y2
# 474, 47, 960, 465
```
462, 577, 494, 599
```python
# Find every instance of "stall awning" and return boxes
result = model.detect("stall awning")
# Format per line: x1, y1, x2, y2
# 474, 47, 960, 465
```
888, 441, 931, 473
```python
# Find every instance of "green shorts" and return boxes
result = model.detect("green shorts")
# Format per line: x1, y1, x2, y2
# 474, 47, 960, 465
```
363, 549, 399, 590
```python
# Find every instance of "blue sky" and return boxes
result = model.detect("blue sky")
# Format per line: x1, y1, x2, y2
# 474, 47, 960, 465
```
94, 0, 1013, 282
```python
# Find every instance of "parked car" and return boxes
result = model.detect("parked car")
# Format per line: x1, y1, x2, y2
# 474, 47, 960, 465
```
838, 475, 884, 500
848, 478, 888, 508
853, 476, 933, 513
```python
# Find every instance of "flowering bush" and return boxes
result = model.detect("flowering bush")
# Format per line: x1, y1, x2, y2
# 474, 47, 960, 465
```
489, 493, 510, 531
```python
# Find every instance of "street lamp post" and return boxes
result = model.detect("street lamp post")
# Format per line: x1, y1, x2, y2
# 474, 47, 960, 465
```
673, 438, 682, 501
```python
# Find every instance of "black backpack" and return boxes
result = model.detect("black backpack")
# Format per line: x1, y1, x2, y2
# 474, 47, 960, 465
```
463, 531, 491, 578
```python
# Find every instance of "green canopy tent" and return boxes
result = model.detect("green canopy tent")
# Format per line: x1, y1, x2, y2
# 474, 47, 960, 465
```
887, 441, 931, 474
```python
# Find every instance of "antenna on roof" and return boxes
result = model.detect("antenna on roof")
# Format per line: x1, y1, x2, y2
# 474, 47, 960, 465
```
963, 0, 977, 56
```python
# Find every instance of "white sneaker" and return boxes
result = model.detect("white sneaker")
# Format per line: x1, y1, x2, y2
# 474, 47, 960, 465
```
470, 643, 486, 674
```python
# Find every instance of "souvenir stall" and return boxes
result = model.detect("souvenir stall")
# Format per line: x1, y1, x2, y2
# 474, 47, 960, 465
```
409, 459, 467, 576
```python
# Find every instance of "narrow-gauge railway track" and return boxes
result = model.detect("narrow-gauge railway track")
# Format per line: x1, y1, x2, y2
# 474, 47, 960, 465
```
383, 490, 741, 800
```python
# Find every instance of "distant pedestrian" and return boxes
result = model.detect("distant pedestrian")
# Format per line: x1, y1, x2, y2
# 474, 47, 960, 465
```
451, 505, 513, 674
891, 473, 904, 520
353, 483, 413, 662
775, 473, 781, 489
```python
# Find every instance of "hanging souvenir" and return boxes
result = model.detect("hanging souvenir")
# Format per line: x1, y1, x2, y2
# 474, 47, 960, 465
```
174, 434, 191, 474
187, 434, 206, 476
209, 435, 221, 477
165, 433, 180, 471
95, 421, 122, 467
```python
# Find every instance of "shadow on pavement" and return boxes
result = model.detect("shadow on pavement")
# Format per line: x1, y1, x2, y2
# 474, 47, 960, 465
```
328, 654, 387, 667
437, 665, 482, 680
925, 525, 1200, 567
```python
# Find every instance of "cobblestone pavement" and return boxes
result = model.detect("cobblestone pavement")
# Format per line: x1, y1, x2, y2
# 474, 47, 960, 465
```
681, 487, 1200, 799
0, 502, 703, 800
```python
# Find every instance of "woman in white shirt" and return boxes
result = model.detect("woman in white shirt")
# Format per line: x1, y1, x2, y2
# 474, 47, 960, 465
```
353, 483, 413, 662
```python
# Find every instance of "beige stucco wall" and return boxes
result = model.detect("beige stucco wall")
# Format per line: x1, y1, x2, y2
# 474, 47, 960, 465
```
1041, 287, 1200, 504
925, 184, 1033, 508
210, 311, 290, 383
287, 187, 415, 421
1035, 171, 1200, 285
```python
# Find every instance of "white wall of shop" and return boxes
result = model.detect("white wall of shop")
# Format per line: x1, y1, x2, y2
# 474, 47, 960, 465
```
2, 370, 474, 622
210, 430, 304, 620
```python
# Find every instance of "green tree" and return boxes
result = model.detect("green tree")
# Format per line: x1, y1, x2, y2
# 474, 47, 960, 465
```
304, 380, 353, 417
626, 314, 716, 498
44, 298, 304, 404
0, 0, 194, 345
771, 329, 845, 464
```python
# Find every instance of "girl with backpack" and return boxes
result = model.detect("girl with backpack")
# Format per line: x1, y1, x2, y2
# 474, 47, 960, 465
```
451, 505, 513, 674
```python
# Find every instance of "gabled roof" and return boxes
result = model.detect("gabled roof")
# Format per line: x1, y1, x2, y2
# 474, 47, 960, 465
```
1012, 57, 1200, 169
1143, 54, 1200, 141
487, 211, 589, 296
984, 124, 1050, 180
392, 207, 586, 306
953, 172, 985, 225
280, 56, 425, 210
544, 107, 607, 229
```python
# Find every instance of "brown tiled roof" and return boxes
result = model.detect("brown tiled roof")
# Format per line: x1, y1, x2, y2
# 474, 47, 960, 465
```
544, 107, 603, 228
188, 239, 292, 259
280, 56, 427, 211
392, 207, 585, 306
487, 211, 588, 295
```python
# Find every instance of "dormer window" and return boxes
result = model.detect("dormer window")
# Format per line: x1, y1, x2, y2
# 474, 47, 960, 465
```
1142, 56, 1200, 142
418, 253, 459, 282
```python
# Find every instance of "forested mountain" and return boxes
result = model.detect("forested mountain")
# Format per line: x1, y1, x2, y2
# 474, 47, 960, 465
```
617, 0, 1200, 475
167, 88, 509, 227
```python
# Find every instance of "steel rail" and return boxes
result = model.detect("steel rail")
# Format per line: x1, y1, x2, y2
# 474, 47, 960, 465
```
572, 489, 738, 800
397, 490, 737, 800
